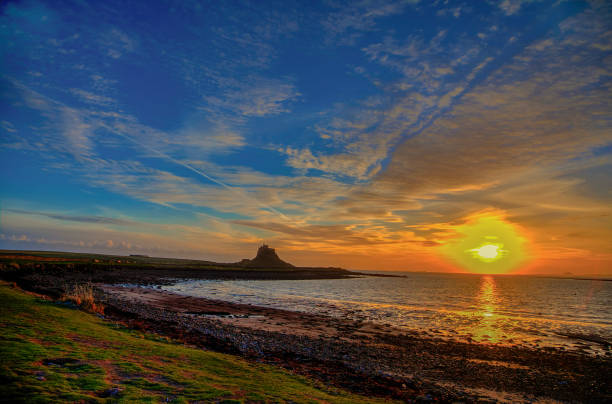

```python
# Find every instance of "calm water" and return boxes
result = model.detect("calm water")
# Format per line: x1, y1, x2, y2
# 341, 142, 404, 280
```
162, 272, 612, 355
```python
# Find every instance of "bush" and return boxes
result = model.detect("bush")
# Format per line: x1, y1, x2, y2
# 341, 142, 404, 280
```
62, 283, 104, 314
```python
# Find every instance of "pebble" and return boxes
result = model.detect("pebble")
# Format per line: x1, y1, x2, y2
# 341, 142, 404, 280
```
95, 288, 610, 403
99, 387, 122, 398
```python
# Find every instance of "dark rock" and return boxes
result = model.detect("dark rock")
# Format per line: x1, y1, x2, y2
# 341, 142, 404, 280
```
43, 358, 80, 366
185, 311, 232, 316
54, 301, 79, 309
241, 245, 295, 269
99, 387, 122, 397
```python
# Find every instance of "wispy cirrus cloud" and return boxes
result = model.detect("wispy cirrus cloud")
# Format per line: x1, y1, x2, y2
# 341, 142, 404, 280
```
1, 120, 17, 133
4, 79, 96, 159
496, 0, 536, 16
436, 5, 466, 18
232, 219, 434, 248
279, 7, 505, 181
374, 10, 611, 196
279, 145, 384, 180
322, 0, 417, 45
4, 209, 138, 226
0, 208, 267, 262
329, 5, 612, 264
101, 28, 136, 59
69, 88, 114, 106
202, 77, 300, 118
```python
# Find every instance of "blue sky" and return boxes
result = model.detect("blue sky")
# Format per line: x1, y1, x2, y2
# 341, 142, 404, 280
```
1, 0, 611, 273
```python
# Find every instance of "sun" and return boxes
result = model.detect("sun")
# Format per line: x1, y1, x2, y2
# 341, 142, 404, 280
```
468, 242, 507, 263
475, 244, 499, 259
473, 244, 500, 260
439, 213, 528, 274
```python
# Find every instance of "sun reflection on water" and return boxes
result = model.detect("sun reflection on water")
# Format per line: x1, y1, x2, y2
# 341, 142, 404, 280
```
472, 275, 502, 343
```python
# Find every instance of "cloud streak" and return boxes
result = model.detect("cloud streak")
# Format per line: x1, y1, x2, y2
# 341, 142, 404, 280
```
5, 209, 138, 226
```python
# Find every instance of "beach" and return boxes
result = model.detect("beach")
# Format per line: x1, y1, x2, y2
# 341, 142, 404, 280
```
97, 284, 610, 402
0, 282, 390, 403
2, 252, 610, 402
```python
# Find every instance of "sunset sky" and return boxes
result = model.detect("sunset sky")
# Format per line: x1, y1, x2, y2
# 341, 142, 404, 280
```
1, 0, 611, 275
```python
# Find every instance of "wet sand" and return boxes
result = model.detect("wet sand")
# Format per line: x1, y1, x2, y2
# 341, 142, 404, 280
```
98, 285, 611, 403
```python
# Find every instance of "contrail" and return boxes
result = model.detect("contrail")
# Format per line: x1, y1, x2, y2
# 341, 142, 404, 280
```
111, 130, 291, 222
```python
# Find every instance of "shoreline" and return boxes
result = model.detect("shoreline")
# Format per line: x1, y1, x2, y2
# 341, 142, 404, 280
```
97, 284, 610, 403
2, 251, 610, 402
0, 282, 392, 403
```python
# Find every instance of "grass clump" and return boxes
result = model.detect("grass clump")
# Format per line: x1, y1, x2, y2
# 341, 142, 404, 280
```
61, 283, 104, 314
0, 281, 393, 403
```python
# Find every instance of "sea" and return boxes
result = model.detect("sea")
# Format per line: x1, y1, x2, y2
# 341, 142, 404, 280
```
160, 272, 611, 356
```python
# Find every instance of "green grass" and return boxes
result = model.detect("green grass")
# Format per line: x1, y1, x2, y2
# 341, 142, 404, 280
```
0, 282, 390, 403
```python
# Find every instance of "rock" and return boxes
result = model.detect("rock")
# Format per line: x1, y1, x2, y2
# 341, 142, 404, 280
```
99, 387, 122, 397
43, 357, 80, 366
241, 244, 295, 269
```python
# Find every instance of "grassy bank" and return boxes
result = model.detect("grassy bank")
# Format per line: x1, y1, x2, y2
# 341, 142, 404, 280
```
0, 282, 390, 403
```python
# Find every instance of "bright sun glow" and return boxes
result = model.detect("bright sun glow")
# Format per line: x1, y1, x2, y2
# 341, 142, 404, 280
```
473, 244, 500, 259
439, 213, 528, 274
467, 240, 507, 263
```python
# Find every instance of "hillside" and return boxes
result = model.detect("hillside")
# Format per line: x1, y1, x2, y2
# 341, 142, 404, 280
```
0, 281, 390, 403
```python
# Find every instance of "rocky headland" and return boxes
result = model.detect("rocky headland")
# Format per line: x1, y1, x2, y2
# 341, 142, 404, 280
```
238, 244, 295, 268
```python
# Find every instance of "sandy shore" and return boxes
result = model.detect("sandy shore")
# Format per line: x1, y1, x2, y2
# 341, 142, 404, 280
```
97, 285, 610, 403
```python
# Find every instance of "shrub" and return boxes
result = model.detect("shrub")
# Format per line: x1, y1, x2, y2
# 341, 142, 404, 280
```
62, 283, 104, 314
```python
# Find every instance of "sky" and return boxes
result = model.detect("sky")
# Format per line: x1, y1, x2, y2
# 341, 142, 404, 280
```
1, 0, 611, 275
